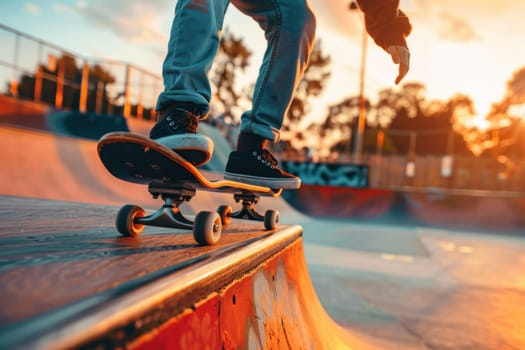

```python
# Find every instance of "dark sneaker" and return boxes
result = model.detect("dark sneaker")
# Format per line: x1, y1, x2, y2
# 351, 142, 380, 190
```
150, 106, 213, 166
224, 149, 301, 189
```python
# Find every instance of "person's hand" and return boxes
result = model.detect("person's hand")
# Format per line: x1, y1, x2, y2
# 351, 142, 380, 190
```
387, 45, 410, 84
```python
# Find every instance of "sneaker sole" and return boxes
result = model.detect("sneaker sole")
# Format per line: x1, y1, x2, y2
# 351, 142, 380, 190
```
224, 172, 301, 190
154, 134, 214, 167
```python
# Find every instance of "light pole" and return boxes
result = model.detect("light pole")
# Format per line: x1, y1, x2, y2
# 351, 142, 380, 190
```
349, 1, 368, 163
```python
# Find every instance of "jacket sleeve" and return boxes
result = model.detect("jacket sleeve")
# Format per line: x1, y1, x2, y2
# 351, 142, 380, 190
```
356, 0, 412, 51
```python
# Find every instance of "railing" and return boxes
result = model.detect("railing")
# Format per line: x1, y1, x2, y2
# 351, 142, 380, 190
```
0, 24, 162, 120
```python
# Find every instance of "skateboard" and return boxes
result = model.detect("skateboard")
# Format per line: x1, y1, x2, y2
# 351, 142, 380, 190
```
97, 132, 283, 245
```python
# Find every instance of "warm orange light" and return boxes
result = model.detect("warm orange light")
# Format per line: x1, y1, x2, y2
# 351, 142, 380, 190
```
508, 103, 525, 120
465, 114, 491, 131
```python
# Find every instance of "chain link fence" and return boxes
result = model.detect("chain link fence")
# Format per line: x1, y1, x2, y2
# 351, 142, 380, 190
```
284, 128, 525, 192
363, 129, 524, 191
366, 154, 525, 191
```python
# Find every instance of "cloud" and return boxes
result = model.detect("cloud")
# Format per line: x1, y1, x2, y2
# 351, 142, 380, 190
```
75, 0, 170, 44
309, 0, 482, 43
309, 0, 363, 39
436, 12, 480, 42
412, 0, 518, 16
52, 3, 76, 14
24, 3, 40, 15
407, 0, 483, 43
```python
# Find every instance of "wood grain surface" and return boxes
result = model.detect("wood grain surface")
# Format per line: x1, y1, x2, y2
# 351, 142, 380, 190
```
0, 196, 281, 327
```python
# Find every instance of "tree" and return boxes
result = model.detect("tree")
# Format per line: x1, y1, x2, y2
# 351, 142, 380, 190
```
17, 54, 80, 106
317, 95, 362, 157
374, 82, 426, 127
373, 84, 471, 156
15, 54, 117, 114
282, 40, 331, 136
315, 82, 475, 158
84, 63, 117, 114
483, 67, 525, 160
271, 40, 332, 158
209, 28, 252, 120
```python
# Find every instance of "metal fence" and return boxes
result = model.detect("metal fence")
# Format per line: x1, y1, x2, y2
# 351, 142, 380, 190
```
366, 154, 525, 191
282, 128, 525, 191
362, 129, 523, 191
0, 24, 162, 120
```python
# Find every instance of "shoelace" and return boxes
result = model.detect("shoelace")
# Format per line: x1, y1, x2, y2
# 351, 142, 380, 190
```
184, 113, 199, 133
167, 110, 199, 133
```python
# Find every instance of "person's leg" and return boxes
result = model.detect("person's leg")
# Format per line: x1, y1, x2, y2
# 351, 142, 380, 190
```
232, 0, 317, 143
156, 0, 230, 115
151, 0, 230, 166
224, 0, 316, 189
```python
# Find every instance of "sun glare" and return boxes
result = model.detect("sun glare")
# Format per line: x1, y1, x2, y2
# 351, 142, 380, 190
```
465, 114, 490, 131
508, 103, 525, 120
453, 104, 491, 132
423, 41, 505, 121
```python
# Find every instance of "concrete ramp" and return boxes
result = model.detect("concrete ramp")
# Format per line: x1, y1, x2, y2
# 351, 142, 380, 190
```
285, 184, 525, 233
0, 125, 159, 207
0, 125, 304, 222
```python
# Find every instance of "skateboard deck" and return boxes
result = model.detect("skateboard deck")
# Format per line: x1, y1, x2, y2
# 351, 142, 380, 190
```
98, 132, 283, 245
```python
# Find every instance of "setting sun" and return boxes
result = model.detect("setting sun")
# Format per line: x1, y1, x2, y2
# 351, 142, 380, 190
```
313, 0, 525, 118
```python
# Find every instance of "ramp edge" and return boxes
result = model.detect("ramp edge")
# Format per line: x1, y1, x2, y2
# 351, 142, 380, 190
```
2, 225, 303, 350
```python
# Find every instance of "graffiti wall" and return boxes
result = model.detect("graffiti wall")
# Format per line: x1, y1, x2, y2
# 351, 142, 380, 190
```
281, 161, 369, 188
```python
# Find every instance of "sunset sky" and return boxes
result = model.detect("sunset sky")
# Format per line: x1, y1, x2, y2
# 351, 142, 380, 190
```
1, 0, 525, 125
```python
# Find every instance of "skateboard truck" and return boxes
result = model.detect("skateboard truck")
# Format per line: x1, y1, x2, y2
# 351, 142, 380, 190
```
231, 191, 265, 221
115, 183, 196, 234
215, 191, 280, 231
114, 183, 279, 246
132, 182, 196, 230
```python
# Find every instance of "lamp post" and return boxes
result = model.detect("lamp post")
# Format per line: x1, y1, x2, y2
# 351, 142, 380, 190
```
349, 1, 368, 163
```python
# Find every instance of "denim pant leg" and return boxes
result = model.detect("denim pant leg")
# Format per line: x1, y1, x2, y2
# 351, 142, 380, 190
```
233, 0, 316, 142
156, 0, 230, 116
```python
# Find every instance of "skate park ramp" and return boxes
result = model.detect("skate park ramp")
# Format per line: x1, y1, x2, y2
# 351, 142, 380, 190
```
284, 185, 525, 234
3, 105, 525, 349
0, 119, 370, 348
0, 114, 300, 220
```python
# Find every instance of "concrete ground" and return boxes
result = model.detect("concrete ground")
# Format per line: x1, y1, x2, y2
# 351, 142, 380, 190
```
304, 219, 525, 349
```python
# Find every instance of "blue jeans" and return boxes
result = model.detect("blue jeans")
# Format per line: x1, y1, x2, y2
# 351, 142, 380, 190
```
156, 0, 316, 142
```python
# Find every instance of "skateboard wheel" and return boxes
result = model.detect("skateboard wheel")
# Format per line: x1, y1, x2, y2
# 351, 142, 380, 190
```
217, 205, 233, 226
193, 211, 222, 245
264, 210, 280, 230
116, 205, 146, 236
